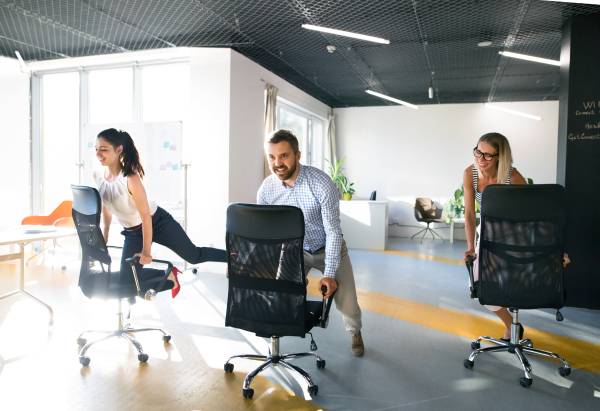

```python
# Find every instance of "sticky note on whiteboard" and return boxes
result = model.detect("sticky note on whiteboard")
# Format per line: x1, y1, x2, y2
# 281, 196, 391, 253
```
160, 164, 166, 171
166, 161, 172, 167
173, 164, 179, 170
170, 144, 176, 151
164, 142, 169, 148
88, 142, 93, 148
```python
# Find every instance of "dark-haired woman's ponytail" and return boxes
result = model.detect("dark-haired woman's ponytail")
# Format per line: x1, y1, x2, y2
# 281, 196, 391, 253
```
119, 131, 145, 179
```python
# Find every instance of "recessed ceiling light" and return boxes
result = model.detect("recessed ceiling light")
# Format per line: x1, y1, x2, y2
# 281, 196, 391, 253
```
478, 41, 492, 47
499, 51, 560, 66
366, 90, 418, 109
484, 103, 542, 121
302, 24, 390, 44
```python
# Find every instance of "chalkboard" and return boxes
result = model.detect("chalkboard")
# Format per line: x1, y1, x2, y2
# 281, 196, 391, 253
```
557, 15, 600, 310
82, 122, 183, 204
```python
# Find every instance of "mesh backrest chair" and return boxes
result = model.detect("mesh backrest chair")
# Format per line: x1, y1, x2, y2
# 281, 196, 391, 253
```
71, 184, 174, 366
412, 198, 446, 243
223, 204, 335, 399
463, 184, 571, 387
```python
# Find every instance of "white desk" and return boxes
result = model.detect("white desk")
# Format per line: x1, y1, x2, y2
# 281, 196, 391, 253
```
0, 227, 78, 324
339, 200, 388, 250
449, 214, 480, 243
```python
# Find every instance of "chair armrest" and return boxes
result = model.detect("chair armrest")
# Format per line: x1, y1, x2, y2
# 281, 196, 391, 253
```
126, 257, 174, 299
465, 255, 477, 299
319, 285, 338, 328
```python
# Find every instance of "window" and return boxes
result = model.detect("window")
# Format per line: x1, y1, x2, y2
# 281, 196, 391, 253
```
41, 72, 80, 214
277, 101, 325, 169
142, 64, 190, 122
89, 68, 133, 124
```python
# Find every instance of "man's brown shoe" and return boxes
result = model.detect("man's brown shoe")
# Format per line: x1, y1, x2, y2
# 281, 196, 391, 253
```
351, 331, 364, 356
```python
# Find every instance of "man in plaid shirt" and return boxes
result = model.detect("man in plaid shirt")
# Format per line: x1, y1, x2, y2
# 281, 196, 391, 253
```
257, 129, 364, 356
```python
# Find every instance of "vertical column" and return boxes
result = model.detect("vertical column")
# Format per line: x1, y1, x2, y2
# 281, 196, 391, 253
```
557, 14, 600, 309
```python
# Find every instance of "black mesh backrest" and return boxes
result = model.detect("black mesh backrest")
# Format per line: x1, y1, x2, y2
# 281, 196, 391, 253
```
225, 204, 307, 337
478, 185, 566, 309
71, 184, 112, 297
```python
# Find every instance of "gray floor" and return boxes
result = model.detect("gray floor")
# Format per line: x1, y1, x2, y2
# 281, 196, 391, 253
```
191, 237, 600, 410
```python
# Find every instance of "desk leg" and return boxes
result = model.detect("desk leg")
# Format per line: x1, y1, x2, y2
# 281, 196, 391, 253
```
450, 221, 455, 243
18, 243, 54, 325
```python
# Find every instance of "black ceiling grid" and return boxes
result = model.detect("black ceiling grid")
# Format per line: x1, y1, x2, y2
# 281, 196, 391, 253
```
1, 0, 599, 108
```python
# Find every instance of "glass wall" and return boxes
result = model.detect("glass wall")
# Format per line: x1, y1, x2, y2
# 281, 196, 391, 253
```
41, 72, 80, 214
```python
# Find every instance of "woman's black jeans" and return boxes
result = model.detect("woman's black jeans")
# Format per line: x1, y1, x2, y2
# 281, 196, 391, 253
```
120, 207, 227, 285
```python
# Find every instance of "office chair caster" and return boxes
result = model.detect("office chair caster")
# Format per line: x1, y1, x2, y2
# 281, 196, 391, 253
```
138, 354, 149, 363
558, 366, 571, 377
77, 338, 87, 347
519, 377, 532, 388
317, 359, 326, 369
224, 363, 234, 372
162, 335, 171, 343
463, 359, 474, 369
79, 356, 91, 366
471, 341, 480, 350
242, 388, 254, 399
308, 385, 318, 395
192, 269, 197, 274
61, 265, 67, 270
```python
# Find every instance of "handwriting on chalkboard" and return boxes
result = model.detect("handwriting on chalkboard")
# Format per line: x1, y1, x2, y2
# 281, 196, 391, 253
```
568, 133, 600, 141
575, 101, 599, 116
586, 122, 600, 129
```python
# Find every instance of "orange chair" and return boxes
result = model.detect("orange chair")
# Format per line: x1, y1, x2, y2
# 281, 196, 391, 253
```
23, 201, 74, 266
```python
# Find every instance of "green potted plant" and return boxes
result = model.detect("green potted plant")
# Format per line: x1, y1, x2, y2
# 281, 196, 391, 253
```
325, 156, 355, 199
443, 183, 480, 225
340, 176, 356, 201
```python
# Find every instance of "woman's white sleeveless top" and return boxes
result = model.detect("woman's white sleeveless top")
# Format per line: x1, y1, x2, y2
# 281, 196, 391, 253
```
94, 168, 157, 228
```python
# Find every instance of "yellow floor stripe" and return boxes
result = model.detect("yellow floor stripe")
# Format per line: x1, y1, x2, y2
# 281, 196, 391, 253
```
372, 249, 465, 266
307, 278, 600, 375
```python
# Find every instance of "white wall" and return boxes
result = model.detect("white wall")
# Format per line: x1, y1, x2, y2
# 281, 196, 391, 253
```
334, 101, 559, 240
0, 57, 30, 235
184, 49, 331, 270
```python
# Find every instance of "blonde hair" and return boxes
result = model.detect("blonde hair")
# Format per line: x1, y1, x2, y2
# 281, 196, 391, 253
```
474, 133, 513, 184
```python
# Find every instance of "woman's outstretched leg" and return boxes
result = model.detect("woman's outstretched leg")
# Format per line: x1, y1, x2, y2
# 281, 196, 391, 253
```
151, 208, 227, 264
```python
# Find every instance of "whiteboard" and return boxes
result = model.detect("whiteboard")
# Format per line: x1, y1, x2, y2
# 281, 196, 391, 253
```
82, 122, 183, 204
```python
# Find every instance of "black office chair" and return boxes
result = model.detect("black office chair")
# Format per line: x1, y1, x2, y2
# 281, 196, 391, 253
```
71, 184, 175, 366
463, 184, 570, 387
412, 198, 445, 243
223, 204, 335, 399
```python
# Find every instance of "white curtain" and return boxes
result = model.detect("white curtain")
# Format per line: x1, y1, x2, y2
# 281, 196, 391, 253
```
325, 114, 337, 165
263, 83, 278, 178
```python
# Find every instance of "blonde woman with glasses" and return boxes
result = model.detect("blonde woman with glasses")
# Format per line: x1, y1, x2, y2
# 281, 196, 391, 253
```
461, 132, 570, 341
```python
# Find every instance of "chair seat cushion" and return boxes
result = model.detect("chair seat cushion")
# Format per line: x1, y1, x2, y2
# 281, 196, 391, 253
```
305, 300, 324, 333
80, 272, 173, 300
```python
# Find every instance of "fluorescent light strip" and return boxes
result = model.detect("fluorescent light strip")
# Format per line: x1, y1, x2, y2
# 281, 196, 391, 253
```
302, 24, 390, 44
499, 51, 560, 66
484, 103, 542, 121
366, 90, 418, 109
542, 0, 600, 5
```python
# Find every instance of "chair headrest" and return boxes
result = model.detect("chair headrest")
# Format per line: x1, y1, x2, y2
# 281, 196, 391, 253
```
71, 185, 101, 216
481, 185, 566, 220
227, 203, 304, 240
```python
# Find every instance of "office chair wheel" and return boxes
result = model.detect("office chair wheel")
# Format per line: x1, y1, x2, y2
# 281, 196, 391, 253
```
79, 356, 90, 366
162, 335, 171, 343
77, 338, 87, 347
224, 363, 234, 373
317, 359, 326, 369
558, 367, 571, 377
519, 377, 532, 388
308, 385, 318, 395
471, 342, 480, 350
61, 265, 67, 270
463, 359, 474, 369
242, 388, 254, 399
138, 354, 149, 363
192, 269, 197, 274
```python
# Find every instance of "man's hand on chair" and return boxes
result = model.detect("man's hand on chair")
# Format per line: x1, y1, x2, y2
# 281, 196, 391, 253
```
462, 250, 477, 262
318, 277, 338, 299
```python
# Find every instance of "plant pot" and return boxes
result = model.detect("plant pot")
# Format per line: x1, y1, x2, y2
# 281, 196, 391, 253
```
343, 193, 352, 201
